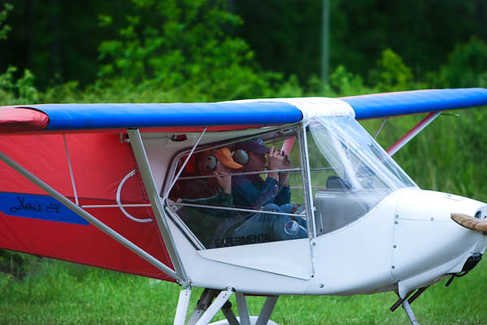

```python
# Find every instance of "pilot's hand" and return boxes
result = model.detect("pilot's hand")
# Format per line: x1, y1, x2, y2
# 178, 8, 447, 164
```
268, 147, 290, 169
214, 163, 232, 194
268, 147, 290, 184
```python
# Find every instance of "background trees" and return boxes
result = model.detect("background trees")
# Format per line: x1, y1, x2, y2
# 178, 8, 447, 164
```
0, 0, 486, 89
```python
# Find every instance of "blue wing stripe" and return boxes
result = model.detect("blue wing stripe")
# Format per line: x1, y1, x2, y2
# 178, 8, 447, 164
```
23, 102, 302, 130
342, 88, 487, 119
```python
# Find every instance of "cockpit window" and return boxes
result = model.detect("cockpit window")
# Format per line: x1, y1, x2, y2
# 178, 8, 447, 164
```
308, 116, 416, 235
166, 127, 309, 249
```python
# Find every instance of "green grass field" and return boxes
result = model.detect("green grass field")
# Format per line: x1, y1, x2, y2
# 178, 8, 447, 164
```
0, 257, 486, 324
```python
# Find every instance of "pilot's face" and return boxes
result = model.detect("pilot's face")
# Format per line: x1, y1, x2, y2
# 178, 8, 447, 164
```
245, 151, 266, 172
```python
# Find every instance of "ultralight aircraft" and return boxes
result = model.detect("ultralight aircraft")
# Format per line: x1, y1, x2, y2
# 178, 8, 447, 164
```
1, 88, 487, 324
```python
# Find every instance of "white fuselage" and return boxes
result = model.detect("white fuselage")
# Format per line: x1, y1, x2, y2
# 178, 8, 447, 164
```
165, 187, 487, 295
142, 97, 487, 296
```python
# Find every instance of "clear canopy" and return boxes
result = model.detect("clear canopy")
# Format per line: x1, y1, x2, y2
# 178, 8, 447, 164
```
166, 115, 417, 248
307, 115, 416, 235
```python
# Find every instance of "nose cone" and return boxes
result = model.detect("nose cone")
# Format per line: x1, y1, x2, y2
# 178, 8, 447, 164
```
392, 189, 486, 286
451, 212, 487, 233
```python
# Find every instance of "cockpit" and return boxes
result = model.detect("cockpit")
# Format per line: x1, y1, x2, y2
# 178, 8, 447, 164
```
164, 115, 416, 249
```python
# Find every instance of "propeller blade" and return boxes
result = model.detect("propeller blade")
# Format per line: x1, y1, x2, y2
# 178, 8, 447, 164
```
451, 213, 487, 233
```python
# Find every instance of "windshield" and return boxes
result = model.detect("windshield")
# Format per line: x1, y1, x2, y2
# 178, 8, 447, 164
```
307, 116, 416, 235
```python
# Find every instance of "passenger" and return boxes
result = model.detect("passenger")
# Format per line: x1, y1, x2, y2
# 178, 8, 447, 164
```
224, 138, 307, 243
175, 148, 243, 248
170, 152, 217, 200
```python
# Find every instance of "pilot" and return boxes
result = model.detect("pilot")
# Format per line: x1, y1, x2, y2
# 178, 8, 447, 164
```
231, 139, 291, 209
225, 138, 307, 244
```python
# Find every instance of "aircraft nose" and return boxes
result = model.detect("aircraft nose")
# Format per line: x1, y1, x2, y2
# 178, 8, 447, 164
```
392, 190, 487, 280
451, 210, 487, 234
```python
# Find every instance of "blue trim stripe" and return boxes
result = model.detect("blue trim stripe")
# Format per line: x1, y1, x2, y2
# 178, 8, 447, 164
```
0, 192, 89, 225
342, 88, 487, 119
22, 102, 303, 131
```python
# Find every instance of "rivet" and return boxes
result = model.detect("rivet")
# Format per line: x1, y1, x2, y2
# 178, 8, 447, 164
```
394, 221, 399, 224
392, 265, 396, 269
430, 217, 434, 221
320, 284, 324, 288
393, 245, 397, 249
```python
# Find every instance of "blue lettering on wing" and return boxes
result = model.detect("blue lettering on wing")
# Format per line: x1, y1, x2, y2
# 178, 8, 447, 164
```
0, 192, 89, 225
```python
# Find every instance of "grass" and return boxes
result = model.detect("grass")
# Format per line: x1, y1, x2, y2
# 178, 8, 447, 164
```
0, 258, 486, 324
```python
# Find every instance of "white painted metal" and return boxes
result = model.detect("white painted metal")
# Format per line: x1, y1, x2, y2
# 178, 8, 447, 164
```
116, 169, 153, 223
167, 215, 312, 294
174, 287, 192, 325
128, 129, 188, 283
165, 185, 487, 295
310, 190, 399, 294
297, 123, 317, 239
392, 190, 486, 295
188, 308, 205, 325
195, 289, 234, 325
63, 133, 79, 205
163, 128, 207, 199
198, 238, 312, 280
139, 111, 487, 299
175, 202, 305, 218
401, 299, 420, 325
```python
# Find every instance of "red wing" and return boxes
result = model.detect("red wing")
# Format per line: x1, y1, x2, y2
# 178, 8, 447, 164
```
0, 107, 49, 132
0, 131, 174, 281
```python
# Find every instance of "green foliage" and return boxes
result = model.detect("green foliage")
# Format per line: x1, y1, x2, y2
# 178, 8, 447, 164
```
0, 2, 12, 40
98, 0, 274, 100
436, 37, 487, 88
0, 66, 40, 104
329, 65, 367, 96
369, 49, 414, 91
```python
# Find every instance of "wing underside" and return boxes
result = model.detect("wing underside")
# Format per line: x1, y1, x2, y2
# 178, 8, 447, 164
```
0, 131, 173, 280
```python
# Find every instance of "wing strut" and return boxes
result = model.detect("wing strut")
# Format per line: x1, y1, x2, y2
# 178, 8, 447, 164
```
128, 129, 189, 284
0, 149, 180, 282
387, 112, 441, 156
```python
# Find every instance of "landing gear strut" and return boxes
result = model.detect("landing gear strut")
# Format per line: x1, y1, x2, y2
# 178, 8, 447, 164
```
174, 287, 279, 325
390, 287, 428, 325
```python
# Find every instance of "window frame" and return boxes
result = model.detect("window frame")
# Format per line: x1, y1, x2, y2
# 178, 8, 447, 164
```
162, 123, 314, 249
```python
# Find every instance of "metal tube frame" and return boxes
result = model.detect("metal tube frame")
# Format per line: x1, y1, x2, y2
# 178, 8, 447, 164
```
401, 299, 420, 325
128, 129, 188, 284
0, 149, 180, 281
236, 293, 251, 325
174, 287, 192, 325
256, 296, 279, 325
387, 112, 441, 156
298, 123, 317, 238
194, 289, 234, 325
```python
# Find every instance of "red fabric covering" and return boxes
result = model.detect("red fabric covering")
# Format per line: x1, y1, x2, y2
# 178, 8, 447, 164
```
0, 107, 48, 132
0, 131, 173, 281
